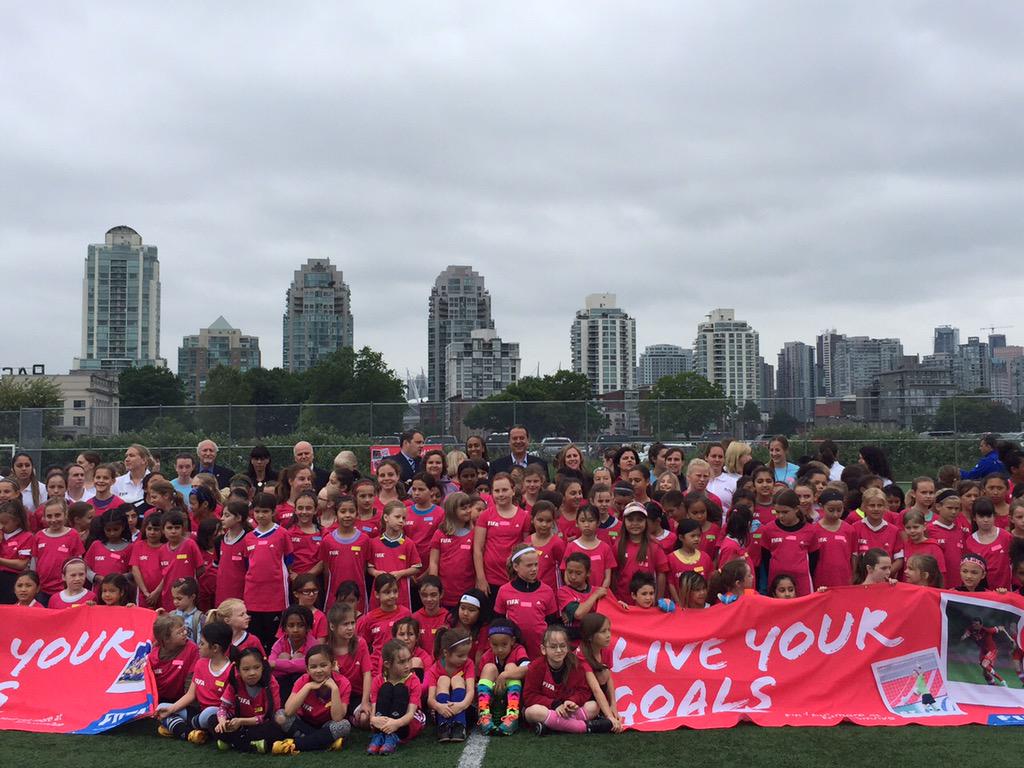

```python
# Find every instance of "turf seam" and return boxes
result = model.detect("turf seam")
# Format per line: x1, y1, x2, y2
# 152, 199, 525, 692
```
456, 731, 490, 768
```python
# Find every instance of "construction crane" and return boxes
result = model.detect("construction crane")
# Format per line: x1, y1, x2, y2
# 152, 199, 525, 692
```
980, 324, 1014, 335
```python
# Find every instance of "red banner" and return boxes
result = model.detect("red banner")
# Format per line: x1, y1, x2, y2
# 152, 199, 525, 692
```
607, 584, 1024, 729
0, 606, 157, 734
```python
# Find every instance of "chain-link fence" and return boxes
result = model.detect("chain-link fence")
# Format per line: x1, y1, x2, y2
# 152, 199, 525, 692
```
2, 393, 1022, 482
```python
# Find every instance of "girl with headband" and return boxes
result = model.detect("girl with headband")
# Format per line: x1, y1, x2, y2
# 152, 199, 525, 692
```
424, 627, 476, 744
493, 543, 559, 659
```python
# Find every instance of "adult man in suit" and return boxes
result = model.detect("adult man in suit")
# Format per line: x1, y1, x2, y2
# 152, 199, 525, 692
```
293, 440, 331, 491
192, 439, 234, 489
489, 424, 548, 480
393, 429, 424, 484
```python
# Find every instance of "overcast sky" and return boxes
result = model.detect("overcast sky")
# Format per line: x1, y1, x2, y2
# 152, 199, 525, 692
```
2, 2, 1023, 385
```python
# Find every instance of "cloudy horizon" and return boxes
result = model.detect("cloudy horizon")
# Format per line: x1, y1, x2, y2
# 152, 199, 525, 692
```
3, 2, 1022, 384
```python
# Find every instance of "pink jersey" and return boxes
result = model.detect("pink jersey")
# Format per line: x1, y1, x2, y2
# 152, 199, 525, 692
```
274, 502, 295, 528
47, 588, 95, 609
319, 529, 370, 610
556, 583, 595, 633
232, 631, 266, 657
423, 657, 476, 692
964, 529, 1014, 590
650, 530, 677, 555
901, 538, 947, 582
85, 541, 132, 579
368, 536, 421, 609
0, 529, 33, 574
357, 606, 413, 655
596, 516, 623, 546
753, 504, 776, 528
291, 671, 351, 726
612, 539, 669, 602
370, 672, 422, 717
562, 538, 617, 589
334, 636, 372, 695
404, 505, 442, 564
811, 522, 855, 588
243, 526, 293, 613
699, 523, 722, 562
429, 527, 475, 607
159, 537, 205, 611
477, 506, 530, 585
287, 527, 324, 576
149, 640, 199, 702
215, 531, 248, 605
193, 657, 235, 708
355, 511, 383, 539
851, 519, 905, 561
32, 529, 85, 594
129, 540, 164, 596
220, 676, 280, 721
412, 608, 450, 657
494, 580, 557, 658
276, 608, 328, 642
926, 520, 965, 589
716, 535, 761, 570
479, 641, 529, 670
531, 535, 566, 592
666, 549, 713, 585
555, 513, 580, 541
759, 521, 820, 596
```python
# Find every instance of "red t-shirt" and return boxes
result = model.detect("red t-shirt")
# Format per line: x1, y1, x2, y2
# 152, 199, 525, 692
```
85, 541, 132, 579
368, 536, 421, 609
412, 608, 450, 658
429, 527, 475, 608
596, 516, 623, 547
0, 529, 33, 574
557, 583, 594, 634
612, 539, 669, 602
479, 641, 529, 670
159, 537, 205, 611
699, 523, 722, 562
31, 529, 84, 594
422, 657, 476, 692
716, 535, 761, 571
404, 505, 442, 565
243, 526, 294, 613
334, 636, 372, 695
215, 532, 249, 605
193, 657, 234, 708
850, 519, 905, 561
494, 581, 557, 658
287, 527, 324, 576
319, 529, 370, 610
555, 513, 580, 542
650, 530, 677, 556
129, 540, 164, 595
901, 538, 947, 582
370, 672, 422, 712
274, 502, 295, 528
531, 536, 566, 592
926, 520, 965, 589
811, 522, 855, 588
964, 529, 1014, 590
47, 588, 95, 609
356, 606, 413, 655
292, 671, 351, 727
759, 520, 820, 596
220, 676, 280, 721
477, 506, 530, 585
355, 511, 383, 540
149, 640, 199, 702
562, 538, 617, 590
666, 549, 713, 585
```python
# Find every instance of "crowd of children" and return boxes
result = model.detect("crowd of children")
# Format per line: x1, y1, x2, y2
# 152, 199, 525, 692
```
2, 434, 1024, 753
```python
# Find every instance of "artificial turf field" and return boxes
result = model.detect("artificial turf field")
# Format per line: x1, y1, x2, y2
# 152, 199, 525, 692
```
3, 720, 1024, 768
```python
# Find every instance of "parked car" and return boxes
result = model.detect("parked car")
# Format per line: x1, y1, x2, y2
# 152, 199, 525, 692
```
540, 436, 572, 459
426, 435, 460, 448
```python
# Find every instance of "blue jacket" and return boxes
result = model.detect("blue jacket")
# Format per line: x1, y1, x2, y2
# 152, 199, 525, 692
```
960, 450, 1006, 480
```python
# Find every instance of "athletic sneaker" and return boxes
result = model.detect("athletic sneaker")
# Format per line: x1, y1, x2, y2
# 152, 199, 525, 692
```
187, 729, 207, 745
216, 740, 230, 751
436, 720, 452, 743
477, 712, 495, 735
379, 733, 400, 755
367, 732, 386, 755
450, 723, 467, 742
586, 717, 613, 734
272, 739, 299, 755
250, 739, 267, 754
534, 721, 549, 737
498, 714, 518, 736
157, 725, 173, 738
328, 737, 345, 751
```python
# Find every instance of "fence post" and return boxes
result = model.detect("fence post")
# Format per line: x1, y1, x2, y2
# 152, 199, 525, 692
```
228, 405, 233, 443
369, 403, 374, 440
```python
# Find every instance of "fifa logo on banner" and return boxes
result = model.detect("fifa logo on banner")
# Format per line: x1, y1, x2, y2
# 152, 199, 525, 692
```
987, 714, 1024, 726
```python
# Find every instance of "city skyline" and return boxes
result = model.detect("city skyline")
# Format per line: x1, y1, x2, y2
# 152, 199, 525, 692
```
3, 6, 1023, 382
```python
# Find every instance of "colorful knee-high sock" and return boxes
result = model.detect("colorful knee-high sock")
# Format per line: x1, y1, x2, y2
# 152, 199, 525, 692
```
505, 681, 522, 718
477, 680, 494, 718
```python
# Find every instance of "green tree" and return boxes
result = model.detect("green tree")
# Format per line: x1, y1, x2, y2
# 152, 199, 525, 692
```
462, 371, 608, 439
766, 409, 800, 436
739, 400, 762, 422
639, 373, 733, 438
0, 376, 64, 440
199, 366, 255, 437
118, 366, 186, 431
299, 347, 406, 435
243, 367, 306, 435
933, 395, 1019, 433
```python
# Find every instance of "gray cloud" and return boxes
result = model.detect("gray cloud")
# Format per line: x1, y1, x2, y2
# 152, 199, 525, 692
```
2, 2, 1022, 382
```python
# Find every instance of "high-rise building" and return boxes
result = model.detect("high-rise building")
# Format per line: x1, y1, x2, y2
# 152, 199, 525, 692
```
428, 266, 494, 402
953, 337, 991, 393
570, 294, 637, 397
637, 344, 693, 387
758, 356, 775, 413
815, 330, 844, 398
282, 259, 353, 373
74, 225, 165, 372
178, 317, 261, 402
934, 325, 960, 356
446, 329, 520, 401
832, 336, 904, 397
776, 342, 816, 422
693, 309, 760, 405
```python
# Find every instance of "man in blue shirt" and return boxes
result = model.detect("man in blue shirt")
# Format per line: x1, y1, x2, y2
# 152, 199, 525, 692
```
961, 433, 1007, 479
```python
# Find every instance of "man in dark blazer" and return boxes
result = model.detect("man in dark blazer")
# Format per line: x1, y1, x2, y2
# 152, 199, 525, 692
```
193, 439, 235, 489
293, 440, 331, 492
393, 429, 425, 484
488, 424, 548, 480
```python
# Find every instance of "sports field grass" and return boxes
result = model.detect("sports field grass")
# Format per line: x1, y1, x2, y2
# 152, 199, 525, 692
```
3, 720, 1023, 768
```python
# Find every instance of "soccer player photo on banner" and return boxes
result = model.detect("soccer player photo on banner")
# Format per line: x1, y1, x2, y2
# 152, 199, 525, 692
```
871, 648, 962, 717
940, 593, 1024, 707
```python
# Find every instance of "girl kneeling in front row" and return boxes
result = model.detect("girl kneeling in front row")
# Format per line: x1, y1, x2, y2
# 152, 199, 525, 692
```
275, 644, 351, 754
215, 648, 285, 753
524, 625, 611, 735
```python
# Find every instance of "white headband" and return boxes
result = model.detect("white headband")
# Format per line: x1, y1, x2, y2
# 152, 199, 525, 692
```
447, 636, 472, 649
459, 594, 481, 608
510, 546, 537, 563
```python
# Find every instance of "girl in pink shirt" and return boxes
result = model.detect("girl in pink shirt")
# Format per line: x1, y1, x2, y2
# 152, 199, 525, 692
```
14, 570, 44, 608
269, 605, 319, 700
473, 473, 529, 597
47, 557, 96, 609
527, 501, 566, 592
31, 498, 84, 602
561, 504, 616, 590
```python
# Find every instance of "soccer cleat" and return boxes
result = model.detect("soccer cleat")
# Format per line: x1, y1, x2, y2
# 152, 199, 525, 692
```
250, 739, 267, 754
187, 729, 208, 745
216, 739, 230, 751
497, 714, 518, 736
534, 721, 549, 737
379, 733, 400, 755
477, 712, 495, 735
586, 716, 613, 734
367, 732, 386, 755
328, 737, 345, 751
272, 739, 299, 755
157, 725, 173, 738
450, 722, 467, 742
436, 720, 452, 743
